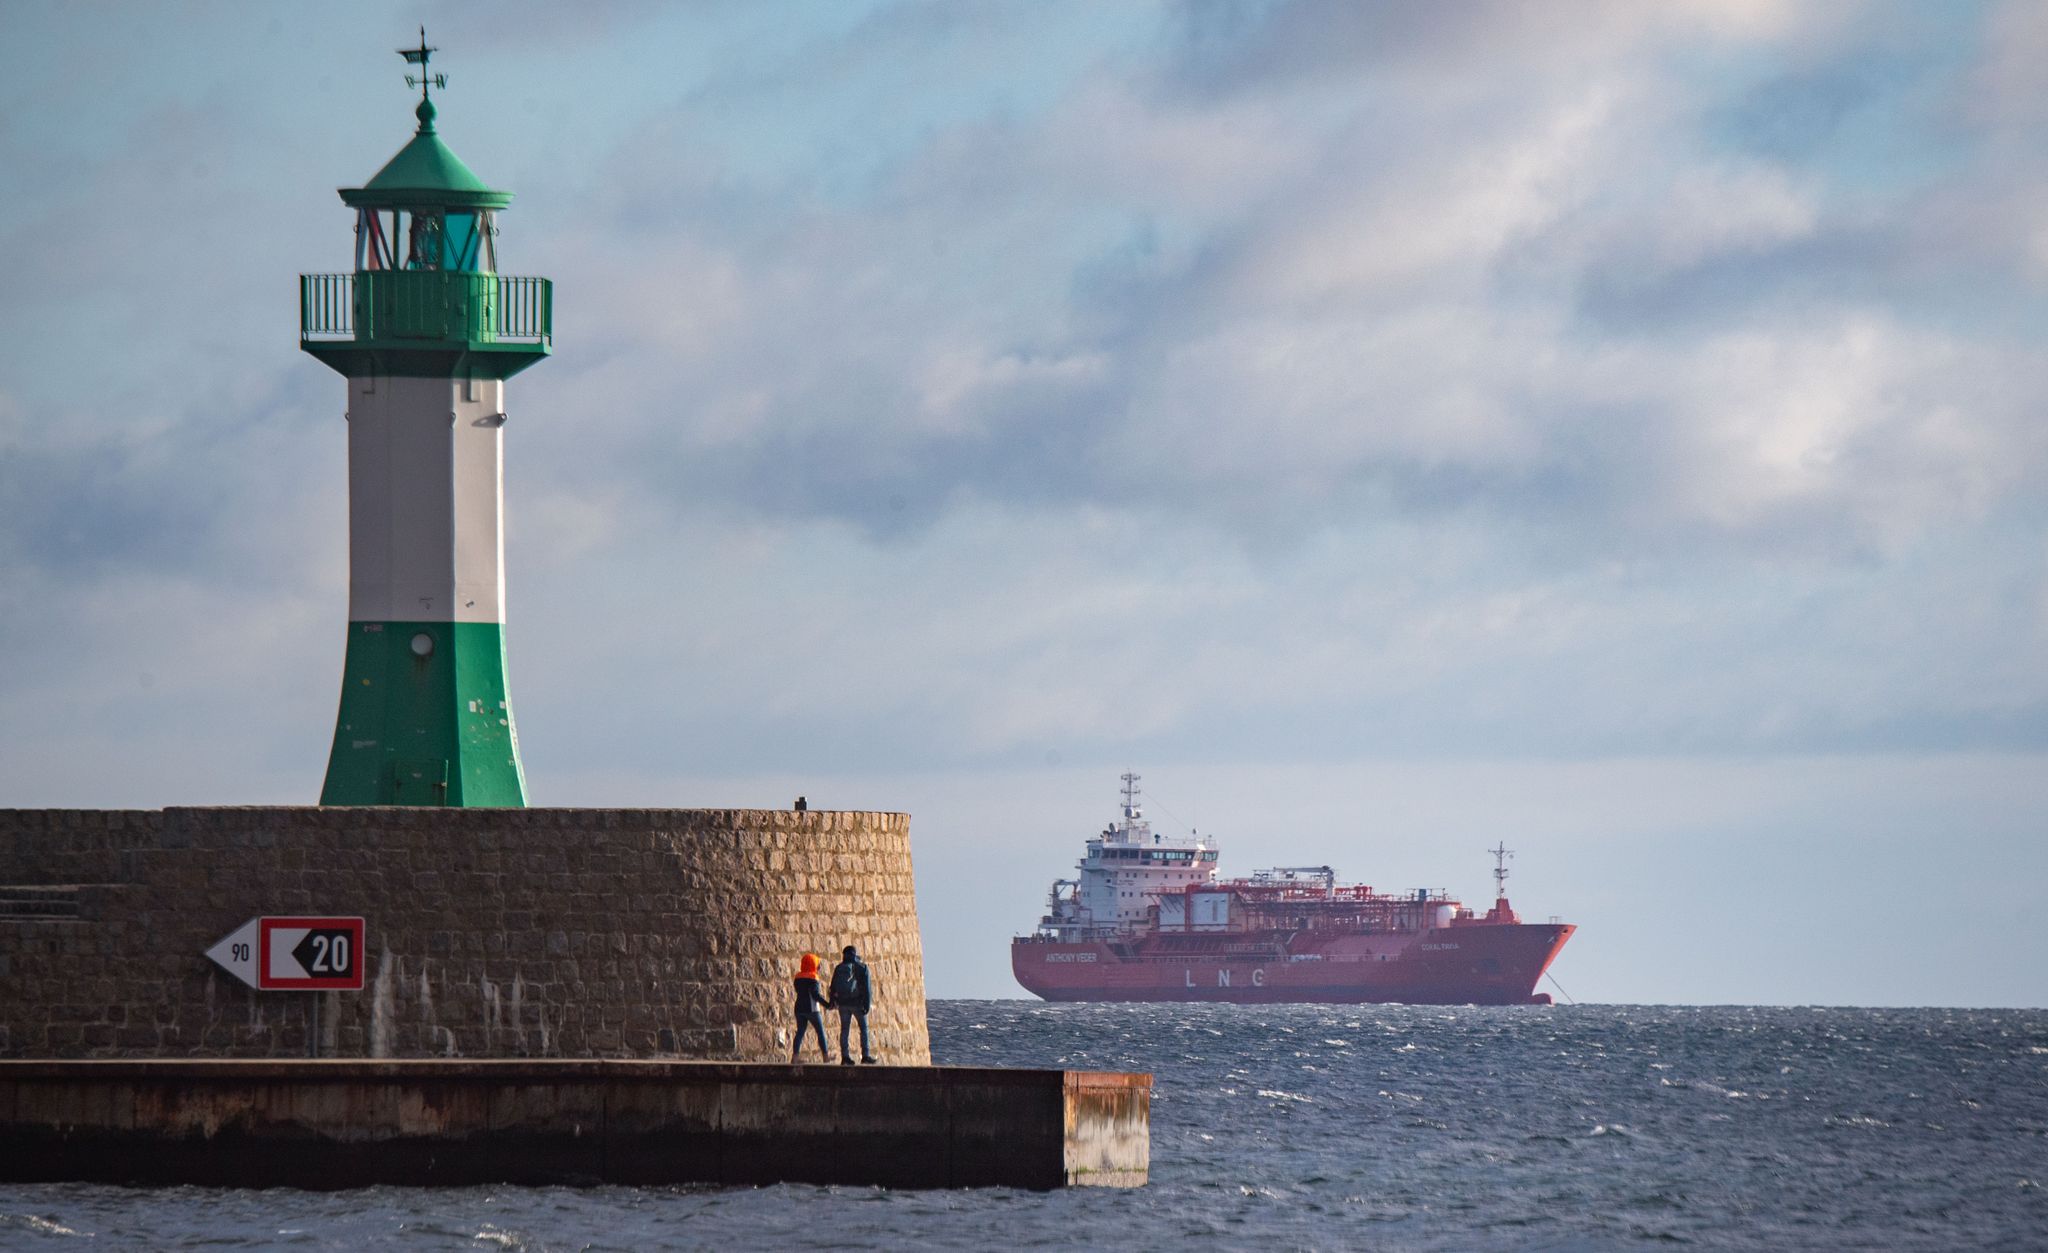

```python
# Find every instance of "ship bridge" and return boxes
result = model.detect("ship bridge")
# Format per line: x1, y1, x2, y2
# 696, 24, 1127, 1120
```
1037, 773, 1220, 940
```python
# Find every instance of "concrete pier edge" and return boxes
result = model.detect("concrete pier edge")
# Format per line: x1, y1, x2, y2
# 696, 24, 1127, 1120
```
0, 1058, 1152, 1190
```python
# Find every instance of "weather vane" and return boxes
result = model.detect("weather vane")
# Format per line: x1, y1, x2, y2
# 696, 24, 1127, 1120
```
399, 26, 446, 105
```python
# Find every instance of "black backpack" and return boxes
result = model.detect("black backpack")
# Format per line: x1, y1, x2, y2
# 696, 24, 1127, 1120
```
831, 960, 867, 1005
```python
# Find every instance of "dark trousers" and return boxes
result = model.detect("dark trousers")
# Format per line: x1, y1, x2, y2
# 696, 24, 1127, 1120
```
792, 1010, 828, 1060
838, 1008, 871, 1060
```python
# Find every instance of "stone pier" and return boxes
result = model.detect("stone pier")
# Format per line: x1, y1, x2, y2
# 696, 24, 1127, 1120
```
0, 807, 928, 1064
0, 807, 1156, 1190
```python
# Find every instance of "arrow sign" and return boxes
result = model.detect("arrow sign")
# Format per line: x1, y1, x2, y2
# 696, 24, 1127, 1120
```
204, 918, 262, 987
205, 916, 365, 991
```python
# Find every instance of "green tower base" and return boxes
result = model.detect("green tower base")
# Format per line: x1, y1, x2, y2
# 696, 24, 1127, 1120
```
320, 620, 527, 806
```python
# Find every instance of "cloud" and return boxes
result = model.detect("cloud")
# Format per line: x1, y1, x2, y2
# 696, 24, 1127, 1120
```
491, 0, 2043, 581
4, 0, 2046, 807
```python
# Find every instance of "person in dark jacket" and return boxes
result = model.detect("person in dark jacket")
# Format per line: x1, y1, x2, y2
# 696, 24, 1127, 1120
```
789, 952, 832, 1063
829, 944, 876, 1064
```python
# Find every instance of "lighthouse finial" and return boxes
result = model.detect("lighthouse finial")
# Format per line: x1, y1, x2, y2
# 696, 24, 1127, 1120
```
399, 27, 446, 131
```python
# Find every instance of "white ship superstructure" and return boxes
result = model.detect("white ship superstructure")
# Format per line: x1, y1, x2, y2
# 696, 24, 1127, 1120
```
1037, 773, 1219, 940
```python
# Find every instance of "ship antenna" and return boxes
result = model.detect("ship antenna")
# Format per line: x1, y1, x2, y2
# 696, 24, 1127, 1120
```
1489, 842, 1514, 901
1120, 770, 1140, 817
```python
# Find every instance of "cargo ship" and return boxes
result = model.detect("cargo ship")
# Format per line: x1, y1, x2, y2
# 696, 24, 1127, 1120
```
1011, 774, 1574, 1005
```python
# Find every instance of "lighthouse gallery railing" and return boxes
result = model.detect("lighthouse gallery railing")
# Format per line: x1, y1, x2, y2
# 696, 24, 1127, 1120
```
300, 273, 552, 346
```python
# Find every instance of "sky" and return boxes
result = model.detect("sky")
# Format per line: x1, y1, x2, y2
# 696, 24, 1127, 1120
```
1, 0, 2044, 1006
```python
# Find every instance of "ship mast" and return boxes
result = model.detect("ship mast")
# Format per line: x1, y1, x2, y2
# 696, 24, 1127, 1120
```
1489, 841, 1513, 901
1120, 771, 1140, 817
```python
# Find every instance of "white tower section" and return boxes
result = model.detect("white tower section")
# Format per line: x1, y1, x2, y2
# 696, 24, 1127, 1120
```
346, 375, 508, 626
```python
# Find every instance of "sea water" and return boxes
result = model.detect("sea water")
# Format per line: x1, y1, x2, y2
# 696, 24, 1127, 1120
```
1, 1002, 2041, 1250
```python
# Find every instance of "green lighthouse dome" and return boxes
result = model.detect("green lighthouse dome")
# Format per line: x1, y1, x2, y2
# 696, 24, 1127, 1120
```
342, 97, 513, 212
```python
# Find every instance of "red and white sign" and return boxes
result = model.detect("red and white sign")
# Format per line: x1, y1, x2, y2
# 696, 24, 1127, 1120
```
205, 916, 366, 991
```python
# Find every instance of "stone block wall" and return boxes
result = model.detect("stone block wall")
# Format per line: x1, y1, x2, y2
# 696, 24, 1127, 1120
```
0, 808, 929, 1065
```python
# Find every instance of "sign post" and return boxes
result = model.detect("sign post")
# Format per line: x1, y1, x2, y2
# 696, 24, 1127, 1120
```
205, 916, 366, 992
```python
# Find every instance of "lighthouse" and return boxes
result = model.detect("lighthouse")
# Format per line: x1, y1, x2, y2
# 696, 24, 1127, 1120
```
300, 34, 551, 806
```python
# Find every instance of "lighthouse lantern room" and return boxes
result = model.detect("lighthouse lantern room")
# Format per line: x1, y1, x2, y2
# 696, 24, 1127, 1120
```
300, 33, 552, 806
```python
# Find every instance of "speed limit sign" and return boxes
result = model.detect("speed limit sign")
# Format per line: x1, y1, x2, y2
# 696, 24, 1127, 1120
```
205, 916, 366, 991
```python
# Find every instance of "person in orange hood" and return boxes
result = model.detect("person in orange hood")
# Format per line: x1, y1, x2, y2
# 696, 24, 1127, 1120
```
789, 952, 833, 1063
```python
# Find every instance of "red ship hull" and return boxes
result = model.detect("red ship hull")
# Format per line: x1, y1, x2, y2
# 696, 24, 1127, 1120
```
1012, 921, 1574, 1005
